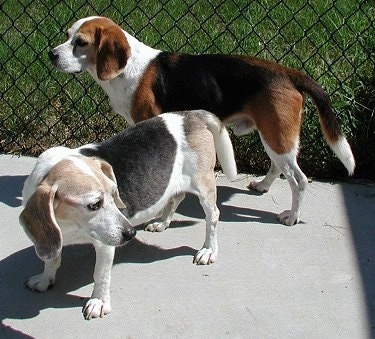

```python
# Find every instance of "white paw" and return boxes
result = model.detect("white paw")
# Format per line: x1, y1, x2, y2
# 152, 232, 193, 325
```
193, 248, 217, 265
144, 221, 168, 232
82, 298, 111, 320
25, 273, 55, 292
248, 180, 269, 193
277, 210, 299, 226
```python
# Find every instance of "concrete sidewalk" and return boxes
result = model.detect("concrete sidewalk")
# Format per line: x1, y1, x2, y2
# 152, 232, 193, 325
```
0, 154, 374, 338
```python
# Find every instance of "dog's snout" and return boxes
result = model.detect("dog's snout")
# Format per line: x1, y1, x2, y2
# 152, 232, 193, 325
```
48, 49, 59, 62
123, 227, 136, 241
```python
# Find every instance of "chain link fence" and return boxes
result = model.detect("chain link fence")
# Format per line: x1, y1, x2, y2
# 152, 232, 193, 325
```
1, 1, 375, 179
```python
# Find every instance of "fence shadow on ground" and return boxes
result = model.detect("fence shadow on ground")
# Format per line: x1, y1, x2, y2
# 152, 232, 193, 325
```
342, 183, 375, 336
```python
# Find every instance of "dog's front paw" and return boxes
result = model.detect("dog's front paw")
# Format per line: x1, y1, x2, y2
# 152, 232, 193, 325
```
82, 298, 111, 320
247, 180, 269, 193
144, 221, 168, 232
277, 210, 299, 226
193, 248, 217, 265
25, 274, 55, 292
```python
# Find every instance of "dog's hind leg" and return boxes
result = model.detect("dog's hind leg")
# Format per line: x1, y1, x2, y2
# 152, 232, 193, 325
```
262, 141, 308, 226
276, 159, 307, 226
144, 193, 186, 232
247, 85, 305, 211
193, 173, 220, 265
248, 160, 281, 193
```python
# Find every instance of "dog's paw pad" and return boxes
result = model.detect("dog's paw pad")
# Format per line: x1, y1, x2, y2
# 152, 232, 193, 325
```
25, 274, 54, 292
82, 298, 111, 320
193, 248, 217, 265
277, 210, 299, 226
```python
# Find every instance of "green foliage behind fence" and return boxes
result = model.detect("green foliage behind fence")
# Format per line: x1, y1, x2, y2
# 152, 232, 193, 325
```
1, 0, 375, 179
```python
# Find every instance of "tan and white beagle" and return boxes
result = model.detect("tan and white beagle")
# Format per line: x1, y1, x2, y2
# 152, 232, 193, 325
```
20, 111, 237, 319
49, 16, 355, 226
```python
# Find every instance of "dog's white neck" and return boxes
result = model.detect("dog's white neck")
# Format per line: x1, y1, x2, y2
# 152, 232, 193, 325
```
88, 31, 161, 124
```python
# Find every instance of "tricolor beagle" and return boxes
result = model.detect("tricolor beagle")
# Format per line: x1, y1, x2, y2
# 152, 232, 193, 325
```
20, 111, 237, 319
49, 16, 355, 225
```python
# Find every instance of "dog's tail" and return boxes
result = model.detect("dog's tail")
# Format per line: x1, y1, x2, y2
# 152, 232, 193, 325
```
292, 73, 355, 175
196, 110, 237, 180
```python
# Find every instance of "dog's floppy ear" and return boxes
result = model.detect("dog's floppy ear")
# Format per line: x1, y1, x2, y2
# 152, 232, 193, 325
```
19, 181, 62, 261
96, 25, 130, 81
96, 158, 126, 209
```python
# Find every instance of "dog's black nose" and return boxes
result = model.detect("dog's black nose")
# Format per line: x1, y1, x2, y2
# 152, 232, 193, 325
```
48, 49, 59, 62
122, 227, 136, 241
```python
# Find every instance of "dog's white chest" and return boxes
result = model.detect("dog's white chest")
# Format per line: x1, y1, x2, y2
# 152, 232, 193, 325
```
93, 75, 134, 123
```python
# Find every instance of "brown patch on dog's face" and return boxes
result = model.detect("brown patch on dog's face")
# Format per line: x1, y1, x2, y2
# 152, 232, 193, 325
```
76, 17, 131, 80
50, 17, 131, 80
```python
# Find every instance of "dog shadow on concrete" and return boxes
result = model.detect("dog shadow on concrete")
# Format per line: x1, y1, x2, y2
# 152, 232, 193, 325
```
0, 240, 195, 325
0, 175, 27, 207
1, 176, 374, 336
0, 174, 277, 337
174, 186, 278, 224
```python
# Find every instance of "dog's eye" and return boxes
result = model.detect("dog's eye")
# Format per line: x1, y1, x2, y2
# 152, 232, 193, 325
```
75, 38, 88, 47
87, 200, 102, 211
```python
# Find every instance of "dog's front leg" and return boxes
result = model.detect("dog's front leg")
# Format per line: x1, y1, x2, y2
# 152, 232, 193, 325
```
25, 253, 62, 292
82, 243, 115, 320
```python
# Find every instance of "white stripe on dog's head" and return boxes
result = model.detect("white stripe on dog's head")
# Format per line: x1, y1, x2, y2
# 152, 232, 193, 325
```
66, 155, 97, 180
66, 16, 102, 38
